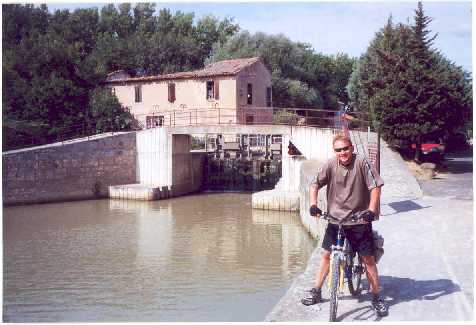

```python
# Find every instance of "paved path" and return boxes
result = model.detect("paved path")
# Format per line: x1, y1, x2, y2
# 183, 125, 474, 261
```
266, 144, 473, 321
419, 150, 473, 201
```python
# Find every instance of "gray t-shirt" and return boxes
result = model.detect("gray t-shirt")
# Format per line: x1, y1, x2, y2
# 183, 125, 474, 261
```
312, 154, 384, 225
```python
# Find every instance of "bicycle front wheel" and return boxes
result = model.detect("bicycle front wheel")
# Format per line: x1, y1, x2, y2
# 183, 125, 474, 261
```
347, 253, 364, 296
329, 257, 341, 322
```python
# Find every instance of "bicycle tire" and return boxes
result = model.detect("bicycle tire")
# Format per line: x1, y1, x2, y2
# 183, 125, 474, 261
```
347, 253, 364, 296
329, 257, 340, 322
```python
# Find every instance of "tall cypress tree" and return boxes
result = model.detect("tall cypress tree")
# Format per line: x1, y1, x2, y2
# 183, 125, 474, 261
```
405, 2, 438, 161
348, 2, 471, 161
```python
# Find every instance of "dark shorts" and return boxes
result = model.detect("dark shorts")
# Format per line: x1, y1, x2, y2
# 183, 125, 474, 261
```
322, 223, 375, 256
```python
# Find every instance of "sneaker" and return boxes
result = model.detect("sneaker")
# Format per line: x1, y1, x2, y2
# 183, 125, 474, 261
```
371, 296, 389, 317
301, 287, 322, 306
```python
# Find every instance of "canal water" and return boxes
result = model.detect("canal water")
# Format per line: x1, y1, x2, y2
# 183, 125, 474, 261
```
3, 193, 315, 322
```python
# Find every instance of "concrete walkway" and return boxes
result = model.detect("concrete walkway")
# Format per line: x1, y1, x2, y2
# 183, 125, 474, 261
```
266, 143, 473, 321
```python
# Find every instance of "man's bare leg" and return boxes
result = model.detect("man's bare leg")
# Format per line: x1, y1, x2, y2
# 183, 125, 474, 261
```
362, 255, 388, 317
302, 250, 331, 306
362, 255, 379, 294
314, 250, 331, 288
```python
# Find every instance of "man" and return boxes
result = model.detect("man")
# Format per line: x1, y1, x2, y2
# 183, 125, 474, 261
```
301, 134, 388, 317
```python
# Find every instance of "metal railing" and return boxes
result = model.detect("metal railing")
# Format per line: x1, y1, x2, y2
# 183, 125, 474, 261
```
4, 106, 373, 151
135, 106, 372, 130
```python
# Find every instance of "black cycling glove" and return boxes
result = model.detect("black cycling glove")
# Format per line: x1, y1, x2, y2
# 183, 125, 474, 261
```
361, 210, 376, 222
309, 205, 322, 217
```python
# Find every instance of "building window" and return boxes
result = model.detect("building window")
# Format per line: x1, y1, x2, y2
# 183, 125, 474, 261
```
135, 85, 142, 103
247, 83, 253, 105
206, 80, 219, 100
168, 83, 176, 102
206, 81, 214, 99
266, 87, 272, 107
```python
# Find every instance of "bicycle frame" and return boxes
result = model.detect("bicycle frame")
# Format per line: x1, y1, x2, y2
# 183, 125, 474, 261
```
328, 225, 346, 293
322, 212, 366, 321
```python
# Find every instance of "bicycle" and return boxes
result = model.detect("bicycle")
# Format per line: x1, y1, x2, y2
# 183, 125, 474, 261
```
321, 212, 367, 322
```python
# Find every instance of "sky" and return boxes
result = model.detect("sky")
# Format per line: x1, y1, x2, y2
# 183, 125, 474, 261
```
43, 1, 473, 72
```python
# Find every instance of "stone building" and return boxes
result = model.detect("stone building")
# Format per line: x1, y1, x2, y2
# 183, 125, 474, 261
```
105, 57, 273, 128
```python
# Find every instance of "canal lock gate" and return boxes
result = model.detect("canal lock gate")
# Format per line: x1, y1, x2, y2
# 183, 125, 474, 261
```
198, 134, 282, 192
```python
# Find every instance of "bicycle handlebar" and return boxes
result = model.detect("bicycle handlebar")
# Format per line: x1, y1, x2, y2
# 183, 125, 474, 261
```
320, 211, 371, 225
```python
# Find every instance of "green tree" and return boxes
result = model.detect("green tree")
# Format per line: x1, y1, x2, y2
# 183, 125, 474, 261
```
87, 88, 136, 134
348, 3, 472, 160
332, 53, 356, 104
2, 4, 49, 45
210, 31, 353, 110
3, 3, 241, 150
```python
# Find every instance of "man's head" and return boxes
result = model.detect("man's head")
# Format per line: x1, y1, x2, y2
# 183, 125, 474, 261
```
333, 134, 354, 166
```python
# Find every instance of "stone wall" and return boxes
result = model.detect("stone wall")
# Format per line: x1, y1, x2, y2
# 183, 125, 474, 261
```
298, 159, 328, 241
3, 133, 137, 205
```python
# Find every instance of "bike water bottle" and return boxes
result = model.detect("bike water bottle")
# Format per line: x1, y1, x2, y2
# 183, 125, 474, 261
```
337, 237, 344, 247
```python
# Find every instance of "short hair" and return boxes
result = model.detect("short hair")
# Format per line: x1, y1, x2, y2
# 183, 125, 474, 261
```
332, 133, 353, 147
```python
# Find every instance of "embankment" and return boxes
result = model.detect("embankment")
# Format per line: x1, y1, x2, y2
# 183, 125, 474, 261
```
3, 133, 137, 205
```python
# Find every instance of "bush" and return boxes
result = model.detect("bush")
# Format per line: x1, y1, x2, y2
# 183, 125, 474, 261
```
273, 109, 299, 125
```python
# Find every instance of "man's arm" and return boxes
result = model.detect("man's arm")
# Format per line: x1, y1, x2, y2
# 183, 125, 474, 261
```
309, 183, 323, 217
310, 183, 319, 207
309, 163, 328, 217
368, 186, 381, 214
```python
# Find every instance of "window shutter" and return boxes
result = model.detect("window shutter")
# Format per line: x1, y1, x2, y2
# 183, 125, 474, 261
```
135, 85, 142, 103
168, 83, 176, 102
214, 81, 219, 100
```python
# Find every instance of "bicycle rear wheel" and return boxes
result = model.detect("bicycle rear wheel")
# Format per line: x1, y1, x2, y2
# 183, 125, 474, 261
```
329, 257, 341, 322
347, 253, 364, 296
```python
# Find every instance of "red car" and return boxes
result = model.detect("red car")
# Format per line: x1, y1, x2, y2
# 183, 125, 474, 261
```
411, 143, 445, 161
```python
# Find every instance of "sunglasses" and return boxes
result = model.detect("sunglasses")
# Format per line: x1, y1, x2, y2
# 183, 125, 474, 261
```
334, 146, 350, 153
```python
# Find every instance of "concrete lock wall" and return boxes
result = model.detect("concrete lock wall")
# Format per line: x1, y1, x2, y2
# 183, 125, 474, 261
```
171, 135, 205, 196
278, 127, 335, 192
135, 128, 204, 196
3, 129, 206, 205
299, 160, 328, 240
290, 127, 336, 160
136, 127, 172, 185
252, 127, 336, 213
2, 133, 137, 205
3, 124, 339, 207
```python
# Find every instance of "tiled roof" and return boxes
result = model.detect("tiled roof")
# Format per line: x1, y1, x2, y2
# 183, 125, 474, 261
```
105, 57, 261, 83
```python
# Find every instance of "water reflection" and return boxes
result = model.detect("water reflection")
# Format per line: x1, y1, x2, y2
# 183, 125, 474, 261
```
4, 193, 315, 322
